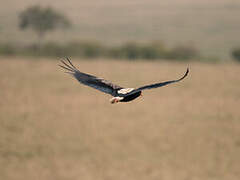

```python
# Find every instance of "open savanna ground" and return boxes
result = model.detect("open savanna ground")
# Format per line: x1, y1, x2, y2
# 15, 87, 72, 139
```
0, 57, 240, 180
1, 0, 240, 58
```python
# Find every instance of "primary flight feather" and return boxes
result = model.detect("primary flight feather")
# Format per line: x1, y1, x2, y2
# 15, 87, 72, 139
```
59, 58, 189, 104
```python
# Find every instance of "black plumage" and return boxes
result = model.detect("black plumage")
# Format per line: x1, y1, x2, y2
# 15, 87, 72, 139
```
59, 58, 189, 104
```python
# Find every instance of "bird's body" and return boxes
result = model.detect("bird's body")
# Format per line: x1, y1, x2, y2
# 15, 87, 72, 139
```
59, 58, 189, 104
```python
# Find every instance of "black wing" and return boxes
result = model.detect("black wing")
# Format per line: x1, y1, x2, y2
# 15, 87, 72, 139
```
126, 68, 189, 96
59, 58, 122, 96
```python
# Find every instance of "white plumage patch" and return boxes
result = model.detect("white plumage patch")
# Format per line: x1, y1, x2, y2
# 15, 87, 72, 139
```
117, 88, 134, 94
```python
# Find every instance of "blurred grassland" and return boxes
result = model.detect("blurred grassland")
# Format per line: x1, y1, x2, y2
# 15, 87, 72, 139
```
1, 0, 240, 58
0, 57, 240, 180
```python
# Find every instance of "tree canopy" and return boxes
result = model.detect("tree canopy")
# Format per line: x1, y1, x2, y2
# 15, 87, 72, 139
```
19, 5, 71, 39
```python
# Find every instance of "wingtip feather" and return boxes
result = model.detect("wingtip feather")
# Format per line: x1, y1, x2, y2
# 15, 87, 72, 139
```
58, 64, 75, 72
185, 67, 189, 76
177, 67, 189, 82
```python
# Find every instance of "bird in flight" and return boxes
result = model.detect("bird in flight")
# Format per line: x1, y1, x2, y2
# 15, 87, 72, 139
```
59, 58, 189, 104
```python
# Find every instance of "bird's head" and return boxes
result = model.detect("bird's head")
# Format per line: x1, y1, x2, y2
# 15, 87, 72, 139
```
110, 97, 123, 104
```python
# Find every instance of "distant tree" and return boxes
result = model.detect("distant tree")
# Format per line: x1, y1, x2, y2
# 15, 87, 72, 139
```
232, 48, 240, 62
19, 5, 71, 42
167, 45, 199, 60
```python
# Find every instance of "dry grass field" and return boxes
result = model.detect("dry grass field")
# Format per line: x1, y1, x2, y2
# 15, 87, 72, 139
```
0, 57, 240, 180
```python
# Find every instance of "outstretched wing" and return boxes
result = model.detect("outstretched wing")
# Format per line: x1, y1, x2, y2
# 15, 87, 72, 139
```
126, 68, 189, 96
59, 58, 122, 96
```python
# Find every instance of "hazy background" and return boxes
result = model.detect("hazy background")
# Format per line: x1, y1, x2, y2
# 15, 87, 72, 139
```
1, 1, 240, 180
1, 0, 240, 58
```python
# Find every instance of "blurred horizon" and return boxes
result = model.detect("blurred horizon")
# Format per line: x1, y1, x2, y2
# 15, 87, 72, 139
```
1, 0, 240, 59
